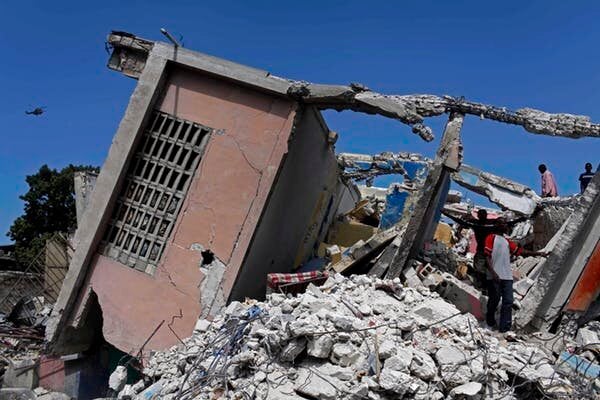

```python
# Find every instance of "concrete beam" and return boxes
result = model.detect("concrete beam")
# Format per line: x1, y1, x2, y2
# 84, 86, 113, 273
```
452, 164, 540, 215
337, 152, 429, 182
290, 87, 600, 141
384, 113, 464, 279
108, 32, 600, 143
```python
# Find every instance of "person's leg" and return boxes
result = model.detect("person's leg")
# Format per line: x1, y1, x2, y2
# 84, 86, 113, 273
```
499, 280, 514, 332
486, 279, 500, 327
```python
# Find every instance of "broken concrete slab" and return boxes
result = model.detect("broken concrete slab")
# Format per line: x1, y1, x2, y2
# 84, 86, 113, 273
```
337, 152, 429, 183
288, 81, 600, 140
328, 226, 397, 274
385, 113, 464, 279
294, 368, 340, 400
0, 389, 36, 400
449, 381, 483, 398
3, 359, 38, 390
453, 164, 539, 215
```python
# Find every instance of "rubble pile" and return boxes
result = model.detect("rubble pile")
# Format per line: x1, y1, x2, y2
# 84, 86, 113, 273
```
0, 298, 50, 384
119, 275, 590, 400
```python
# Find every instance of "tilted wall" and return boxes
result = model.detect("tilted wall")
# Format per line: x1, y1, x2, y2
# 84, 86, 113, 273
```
228, 106, 339, 302
73, 67, 297, 354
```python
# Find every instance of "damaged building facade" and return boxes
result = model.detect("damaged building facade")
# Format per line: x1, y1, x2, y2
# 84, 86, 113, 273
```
30, 31, 599, 398
47, 32, 350, 362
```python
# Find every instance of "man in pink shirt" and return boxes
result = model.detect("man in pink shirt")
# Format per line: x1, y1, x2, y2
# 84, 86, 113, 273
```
538, 164, 558, 197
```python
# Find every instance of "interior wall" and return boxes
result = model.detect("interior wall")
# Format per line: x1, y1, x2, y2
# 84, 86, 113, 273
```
228, 106, 338, 301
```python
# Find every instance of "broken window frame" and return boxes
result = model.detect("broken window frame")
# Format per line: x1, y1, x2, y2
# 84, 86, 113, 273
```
99, 110, 212, 274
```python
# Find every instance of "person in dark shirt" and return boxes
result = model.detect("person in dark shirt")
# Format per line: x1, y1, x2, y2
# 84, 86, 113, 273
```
458, 209, 495, 282
473, 209, 494, 258
579, 162, 595, 193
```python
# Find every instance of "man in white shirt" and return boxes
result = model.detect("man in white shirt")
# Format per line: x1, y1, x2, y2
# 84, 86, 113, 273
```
484, 225, 546, 332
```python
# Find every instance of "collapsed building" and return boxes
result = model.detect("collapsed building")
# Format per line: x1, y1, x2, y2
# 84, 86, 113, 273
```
2, 31, 598, 398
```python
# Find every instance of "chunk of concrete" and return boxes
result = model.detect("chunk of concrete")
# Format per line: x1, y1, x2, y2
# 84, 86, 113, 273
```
294, 368, 339, 400
412, 298, 460, 323
435, 346, 468, 365
330, 343, 361, 367
435, 273, 486, 321
410, 349, 437, 381
378, 339, 397, 360
383, 349, 413, 372
193, 319, 211, 333
281, 338, 307, 362
449, 381, 483, 398
307, 335, 334, 359
576, 327, 599, 347
0, 389, 36, 400
378, 369, 421, 395
3, 359, 38, 390
108, 365, 127, 393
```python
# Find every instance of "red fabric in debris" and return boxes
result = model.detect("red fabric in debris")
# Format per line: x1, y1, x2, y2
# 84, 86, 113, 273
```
267, 271, 329, 289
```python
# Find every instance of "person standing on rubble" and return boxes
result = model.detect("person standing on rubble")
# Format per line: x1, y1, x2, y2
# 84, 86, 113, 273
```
484, 225, 546, 333
471, 209, 495, 284
538, 164, 558, 197
579, 162, 595, 193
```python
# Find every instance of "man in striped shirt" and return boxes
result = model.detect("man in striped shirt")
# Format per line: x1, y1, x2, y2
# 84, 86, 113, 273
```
484, 225, 547, 332
538, 164, 558, 198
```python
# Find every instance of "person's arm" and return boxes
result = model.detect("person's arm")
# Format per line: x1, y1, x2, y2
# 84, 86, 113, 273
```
507, 239, 549, 257
521, 249, 549, 257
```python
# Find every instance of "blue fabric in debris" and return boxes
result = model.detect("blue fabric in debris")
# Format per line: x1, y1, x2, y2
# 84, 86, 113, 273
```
559, 351, 600, 379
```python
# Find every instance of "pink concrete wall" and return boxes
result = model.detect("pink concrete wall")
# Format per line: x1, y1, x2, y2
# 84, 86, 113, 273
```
76, 68, 296, 355
38, 355, 66, 394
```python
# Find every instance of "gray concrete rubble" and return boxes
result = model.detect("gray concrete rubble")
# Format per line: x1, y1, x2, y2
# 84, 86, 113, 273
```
337, 152, 429, 183
452, 164, 540, 216
287, 83, 600, 141
116, 274, 591, 400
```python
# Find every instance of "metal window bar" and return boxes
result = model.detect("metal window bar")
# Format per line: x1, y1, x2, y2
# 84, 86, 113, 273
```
0, 232, 72, 324
100, 111, 211, 273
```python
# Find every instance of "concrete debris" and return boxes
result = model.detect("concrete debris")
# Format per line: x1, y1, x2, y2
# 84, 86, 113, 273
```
108, 365, 127, 393
453, 164, 540, 215
450, 381, 483, 398
337, 152, 429, 184
119, 274, 588, 400
533, 204, 573, 250
287, 81, 600, 141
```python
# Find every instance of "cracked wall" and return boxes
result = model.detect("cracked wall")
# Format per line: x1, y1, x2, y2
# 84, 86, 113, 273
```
228, 105, 339, 302
70, 67, 297, 355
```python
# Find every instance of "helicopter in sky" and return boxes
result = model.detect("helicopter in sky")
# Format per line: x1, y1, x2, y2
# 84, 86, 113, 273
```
25, 106, 46, 116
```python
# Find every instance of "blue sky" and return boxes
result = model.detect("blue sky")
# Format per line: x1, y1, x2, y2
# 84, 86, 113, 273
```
1, 1, 599, 244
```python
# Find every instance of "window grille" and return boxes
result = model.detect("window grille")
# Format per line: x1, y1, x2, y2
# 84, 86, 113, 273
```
100, 111, 211, 273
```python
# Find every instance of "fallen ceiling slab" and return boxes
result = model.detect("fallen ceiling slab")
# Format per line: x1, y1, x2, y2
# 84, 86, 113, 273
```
452, 164, 540, 215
